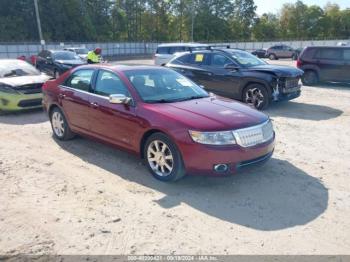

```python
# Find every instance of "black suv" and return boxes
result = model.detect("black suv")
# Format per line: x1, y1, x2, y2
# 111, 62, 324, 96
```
166, 48, 303, 109
297, 46, 350, 85
36, 50, 85, 78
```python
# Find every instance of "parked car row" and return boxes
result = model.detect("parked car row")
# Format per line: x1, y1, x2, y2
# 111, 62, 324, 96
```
1, 43, 349, 182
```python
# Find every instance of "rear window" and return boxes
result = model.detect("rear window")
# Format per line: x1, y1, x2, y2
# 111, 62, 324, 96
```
314, 48, 342, 60
169, 46, 186, 54
172, 54, 191, 65
188, 53, 210, 65
156, 47, 169, 54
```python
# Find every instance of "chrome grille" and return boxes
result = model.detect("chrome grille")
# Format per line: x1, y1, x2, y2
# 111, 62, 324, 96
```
13, 83, 42, 94
284, 77, 300, 89
233, 120, 274, 147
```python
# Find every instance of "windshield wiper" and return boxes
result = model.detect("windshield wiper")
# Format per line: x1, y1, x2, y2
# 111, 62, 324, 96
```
175, 95, 208, 102
145, 99, 176, 103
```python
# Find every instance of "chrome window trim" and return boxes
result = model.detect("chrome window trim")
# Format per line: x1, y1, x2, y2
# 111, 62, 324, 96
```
59, 84, 134, 104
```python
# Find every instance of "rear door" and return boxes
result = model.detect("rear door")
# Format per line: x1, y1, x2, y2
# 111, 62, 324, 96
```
59, 69, 95, 132
88, 69, 139, 149
185, 53, 213, 89
314, 48, 343, 82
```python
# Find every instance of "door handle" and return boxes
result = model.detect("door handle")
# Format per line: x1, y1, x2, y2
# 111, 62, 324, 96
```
58, 93, 66, 99
90, 102, 99, 108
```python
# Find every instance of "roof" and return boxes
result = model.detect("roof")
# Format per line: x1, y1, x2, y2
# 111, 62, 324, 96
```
0, 59, 28, 65
157, 42, 208, 47
74, 64, 171, 72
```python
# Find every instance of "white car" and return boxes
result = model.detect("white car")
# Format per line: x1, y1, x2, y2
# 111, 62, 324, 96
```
64, 47, 89, 61
154, 43, 208, 66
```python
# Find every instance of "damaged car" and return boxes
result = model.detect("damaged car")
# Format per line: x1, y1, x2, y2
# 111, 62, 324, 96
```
166, 48, 303, 110
0, 59, 50, 111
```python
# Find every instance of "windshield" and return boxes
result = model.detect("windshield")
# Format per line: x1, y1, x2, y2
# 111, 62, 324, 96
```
230, 50, 267, 67
124, 69, 209, 103
0, 60, 40, 78
74, 48, 88, 55
53, 51, 80, 60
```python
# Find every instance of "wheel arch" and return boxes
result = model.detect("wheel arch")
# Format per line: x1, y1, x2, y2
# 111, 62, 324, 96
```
241, 80, 272, 101
140, 129, 167, 159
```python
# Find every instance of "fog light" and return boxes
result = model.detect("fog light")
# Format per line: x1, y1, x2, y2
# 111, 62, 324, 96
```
214, 164, 229, 173
0, 98, 9, 106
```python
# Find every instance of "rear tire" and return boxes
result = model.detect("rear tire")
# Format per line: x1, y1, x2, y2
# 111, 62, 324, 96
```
144, 133, 186, 182
243, 84, 270, 110
269, 53, 277, 60
302, 70, 318, 86
50, 107, 75, 140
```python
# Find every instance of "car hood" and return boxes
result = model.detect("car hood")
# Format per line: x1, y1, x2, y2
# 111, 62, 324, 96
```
55, 59, 85, 65
0, 74, 50, 87
145, 96, 269, 131
247, 64, 303, 77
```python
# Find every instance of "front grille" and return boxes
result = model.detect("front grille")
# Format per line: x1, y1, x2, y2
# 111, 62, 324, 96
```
13, 83, 43, 94
233, 120, 274, 147
18, 98, 42, 108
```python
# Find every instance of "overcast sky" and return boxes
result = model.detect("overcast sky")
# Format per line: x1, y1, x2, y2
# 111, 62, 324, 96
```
255, 0, 350, 15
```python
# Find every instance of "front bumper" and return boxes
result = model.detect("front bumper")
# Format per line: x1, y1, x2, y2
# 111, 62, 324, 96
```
0, 92, 42, 111
276, 89, 301, 102
180, 135, 275, 176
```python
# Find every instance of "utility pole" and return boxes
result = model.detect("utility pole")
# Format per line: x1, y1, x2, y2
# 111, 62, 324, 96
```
191, 0, 195, 42
34, 0, 44, 48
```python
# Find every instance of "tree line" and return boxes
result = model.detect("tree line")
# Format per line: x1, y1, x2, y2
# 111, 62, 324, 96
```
0, 0, 349, 43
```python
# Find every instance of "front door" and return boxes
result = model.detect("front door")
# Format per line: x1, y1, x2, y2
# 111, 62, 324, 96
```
60, 69, 95, 132
88, 69, 139, 149
205, 53, 241, 98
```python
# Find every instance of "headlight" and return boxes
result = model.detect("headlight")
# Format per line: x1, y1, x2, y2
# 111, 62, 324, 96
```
189, 130, 236, 145
0, 84, 18, 94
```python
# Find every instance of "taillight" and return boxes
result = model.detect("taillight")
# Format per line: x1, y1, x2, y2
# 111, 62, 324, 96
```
296, 59, 302, 68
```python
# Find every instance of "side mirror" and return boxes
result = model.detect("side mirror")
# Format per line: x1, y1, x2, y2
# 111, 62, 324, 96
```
109, 94, 131, 105
224, 63, 239, 70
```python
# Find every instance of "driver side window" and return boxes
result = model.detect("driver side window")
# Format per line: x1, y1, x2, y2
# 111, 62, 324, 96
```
211, 54, 232, 67
95, 70, 130, 97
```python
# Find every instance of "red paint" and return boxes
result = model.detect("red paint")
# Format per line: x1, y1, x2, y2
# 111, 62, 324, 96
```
43, 65, 275, 176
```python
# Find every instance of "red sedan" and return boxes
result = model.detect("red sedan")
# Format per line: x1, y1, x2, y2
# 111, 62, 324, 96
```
42, 65, 275, 181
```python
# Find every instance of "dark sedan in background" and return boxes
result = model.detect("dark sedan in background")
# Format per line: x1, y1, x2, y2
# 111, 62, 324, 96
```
166, 48, 303, 110
251, 49, 267, 58
36, 50, 86, 79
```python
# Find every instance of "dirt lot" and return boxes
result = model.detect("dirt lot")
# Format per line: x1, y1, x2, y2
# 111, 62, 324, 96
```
0, 59, 350, 255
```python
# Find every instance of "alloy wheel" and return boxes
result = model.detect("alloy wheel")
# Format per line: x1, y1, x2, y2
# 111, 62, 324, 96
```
245, 88, 265, 109
52, 111, 65, 138
147, 140, 174, 177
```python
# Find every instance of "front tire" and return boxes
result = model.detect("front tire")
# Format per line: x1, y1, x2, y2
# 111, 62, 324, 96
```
144, 133, 186, 182
243, 84, 269, 110
50, 107, 75, 140
302, 70, 318, 86
54, 70, 60, 79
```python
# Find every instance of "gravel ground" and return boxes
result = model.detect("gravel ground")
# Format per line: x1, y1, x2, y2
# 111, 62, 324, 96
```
0, 59, 350, 255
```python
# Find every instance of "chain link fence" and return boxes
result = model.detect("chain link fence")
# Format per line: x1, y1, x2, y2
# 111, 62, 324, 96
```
0, 39, 348, 59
